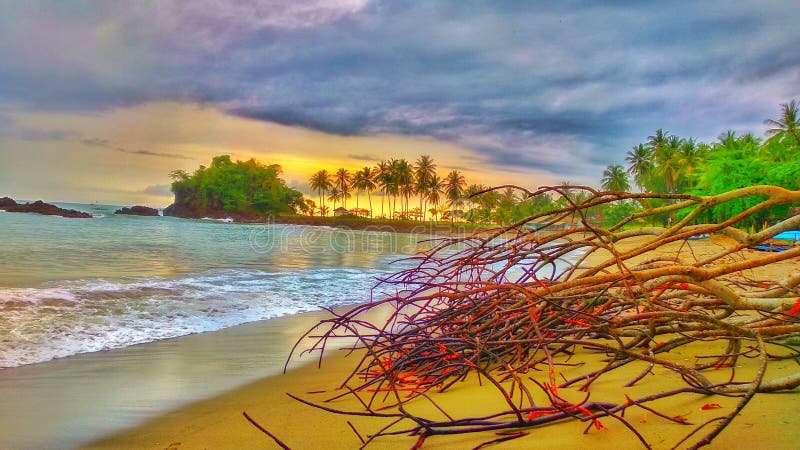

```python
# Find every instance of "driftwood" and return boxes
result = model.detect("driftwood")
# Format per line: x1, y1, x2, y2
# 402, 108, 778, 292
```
261, 185, 800, 449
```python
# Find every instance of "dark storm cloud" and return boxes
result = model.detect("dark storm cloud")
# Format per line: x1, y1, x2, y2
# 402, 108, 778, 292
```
1, 0, 798, 183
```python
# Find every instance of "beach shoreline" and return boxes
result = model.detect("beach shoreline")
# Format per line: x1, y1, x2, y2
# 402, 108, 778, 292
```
76, 235, 800, 449
0, 307, 379, 449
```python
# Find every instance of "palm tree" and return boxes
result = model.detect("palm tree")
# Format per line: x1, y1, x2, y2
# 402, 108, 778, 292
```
444, 170, 466, 222
625, 144, 653, 191
764, 99, 800, 148
647, 129, 669, 154
414, 155, 436, 221
393, 159, 413, 218
657, 135, 683, 193
601, 165, 631, 192
327, 187, 342, 211
675, 138, 704, 191
309, 170, 333, 216
334, 168, 352, 209
426, 174, 445, 222
375, 161, 392, 219
352, 166, 377, 217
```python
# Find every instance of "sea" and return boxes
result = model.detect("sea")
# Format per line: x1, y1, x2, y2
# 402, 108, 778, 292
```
0, 202, 436, 369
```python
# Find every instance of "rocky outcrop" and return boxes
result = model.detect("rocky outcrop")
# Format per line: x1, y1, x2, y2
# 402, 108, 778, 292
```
0, 198, 92, 218
114, 205, 159, 216
162, 202, 261, 222
0, 197, 18, 208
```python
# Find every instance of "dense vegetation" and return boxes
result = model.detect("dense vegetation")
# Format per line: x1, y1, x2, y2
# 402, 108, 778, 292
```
309, 155, 565, 224
307, 101, 798, 228
169, 155, 308, 216
600, 100, 800, 228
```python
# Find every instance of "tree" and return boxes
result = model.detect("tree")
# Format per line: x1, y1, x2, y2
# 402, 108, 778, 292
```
393, 159, 413, 217
426, 174, 446, 221
335, 168, 352, 209
309, 170, 333, 216
414, 155, 436, 221
764, 99, 800, 148
375, 161, 394, 219
675, 138, 705, 191
352, 166, 377, 217
304, 198, 317, 216
327, 187, 342, 211
601, 165, 631, 192
444, 170, 466, 222
169, 155, 306, 216
625, 144, 652, 191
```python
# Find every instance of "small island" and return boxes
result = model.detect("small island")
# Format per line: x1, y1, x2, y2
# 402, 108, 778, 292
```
164, 155, 308, 221
114, 205, 159, 216
0, 197, 92, 218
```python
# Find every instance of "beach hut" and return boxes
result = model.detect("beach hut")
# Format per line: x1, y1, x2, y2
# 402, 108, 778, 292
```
350, 208, 370, 218
333, 207, 349, 217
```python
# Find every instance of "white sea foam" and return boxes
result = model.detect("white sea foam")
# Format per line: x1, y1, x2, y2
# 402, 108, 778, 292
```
0, 267, 385, 368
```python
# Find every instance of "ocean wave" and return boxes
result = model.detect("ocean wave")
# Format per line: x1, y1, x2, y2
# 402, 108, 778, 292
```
0, 267, 386, 368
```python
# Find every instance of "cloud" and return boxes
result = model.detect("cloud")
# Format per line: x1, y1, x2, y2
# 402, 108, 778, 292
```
347, 153, 380, 161
0, 0, 798, 185
0, 116, 77, 141
79, 138, 191, 159
140, 184, 173, 197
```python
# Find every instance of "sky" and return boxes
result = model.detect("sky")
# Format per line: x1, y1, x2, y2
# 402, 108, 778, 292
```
0, 1, 798, 207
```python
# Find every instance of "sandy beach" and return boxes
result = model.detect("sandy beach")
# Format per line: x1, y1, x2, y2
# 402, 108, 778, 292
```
79, 235, 800, 449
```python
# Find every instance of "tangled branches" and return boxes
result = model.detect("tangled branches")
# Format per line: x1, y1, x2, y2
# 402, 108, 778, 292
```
288, 185, 800, 449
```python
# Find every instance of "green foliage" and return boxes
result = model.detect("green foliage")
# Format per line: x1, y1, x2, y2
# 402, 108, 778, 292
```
602, 201, 640, 227
171, 155, 307, 215
612, 100, 799, 229
601, 165, 631, 192
691, 132, 799, 228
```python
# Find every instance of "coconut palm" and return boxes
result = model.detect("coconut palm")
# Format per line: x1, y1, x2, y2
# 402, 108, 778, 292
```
601, 165, 631, 192
375, 161, 392, 219
444, 170, 466, 222
414, 155, 436, 220
309, 170, 333, 216
327, 186, 342, 211
647, 129, 669, 154
392, 159, 413, 217
426, 174, 445, 222
352, 166, 377, 217
675, 138, 704, 191
387, 159, 403, 218
625, 144, 653, 191
334, 168, 352, 209
658, 135, 683, 193
764, 99, 800, 148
